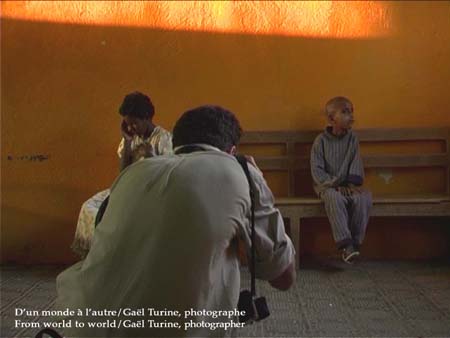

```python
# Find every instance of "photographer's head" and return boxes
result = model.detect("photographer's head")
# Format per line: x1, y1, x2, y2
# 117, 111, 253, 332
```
173, 105, 242, 154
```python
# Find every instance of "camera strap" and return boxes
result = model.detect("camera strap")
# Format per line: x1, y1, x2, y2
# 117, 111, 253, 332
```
234, 155, 256, 298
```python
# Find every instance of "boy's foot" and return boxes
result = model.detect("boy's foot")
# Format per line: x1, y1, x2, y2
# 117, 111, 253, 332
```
341, 245, 360, 264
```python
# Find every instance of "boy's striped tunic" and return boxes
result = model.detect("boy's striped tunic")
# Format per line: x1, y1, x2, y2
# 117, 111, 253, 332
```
310, 127, 372, 248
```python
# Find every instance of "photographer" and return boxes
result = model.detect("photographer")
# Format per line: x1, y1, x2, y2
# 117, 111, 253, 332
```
55, 105, 296, 338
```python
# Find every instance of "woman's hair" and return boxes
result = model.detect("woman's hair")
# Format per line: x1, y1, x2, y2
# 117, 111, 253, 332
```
119, 91, 155, 119
173, 105, 242, 152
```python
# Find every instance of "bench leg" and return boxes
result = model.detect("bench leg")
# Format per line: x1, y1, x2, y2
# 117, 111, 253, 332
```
290, 217, 301, 270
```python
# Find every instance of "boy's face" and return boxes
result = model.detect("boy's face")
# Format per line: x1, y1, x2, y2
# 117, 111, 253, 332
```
329, 104, 354, 130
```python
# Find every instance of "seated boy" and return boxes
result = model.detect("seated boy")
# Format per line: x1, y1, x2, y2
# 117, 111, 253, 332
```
310, 96, 372, 264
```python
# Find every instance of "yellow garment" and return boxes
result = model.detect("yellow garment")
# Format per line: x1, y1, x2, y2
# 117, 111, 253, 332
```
71, 126, 172, 257
116, 126, 173, 160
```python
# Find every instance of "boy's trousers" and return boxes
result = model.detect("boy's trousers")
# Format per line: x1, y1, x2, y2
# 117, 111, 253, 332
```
320, 188, 372, 249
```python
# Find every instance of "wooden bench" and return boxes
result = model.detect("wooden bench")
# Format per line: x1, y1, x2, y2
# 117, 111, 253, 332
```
240, 127, 450, 267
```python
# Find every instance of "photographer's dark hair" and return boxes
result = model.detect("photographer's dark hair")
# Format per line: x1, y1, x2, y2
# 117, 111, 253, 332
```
173, 105, 242, 152
119, 91, 155, 119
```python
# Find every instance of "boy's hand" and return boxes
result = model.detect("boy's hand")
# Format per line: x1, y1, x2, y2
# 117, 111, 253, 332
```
337, 185, 362, 196
121, 120, 135, 141
337, 186, 352, 196
348, 183, 362, 194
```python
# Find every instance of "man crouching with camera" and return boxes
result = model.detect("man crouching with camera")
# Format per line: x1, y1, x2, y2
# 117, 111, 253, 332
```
54, 105, 296, 338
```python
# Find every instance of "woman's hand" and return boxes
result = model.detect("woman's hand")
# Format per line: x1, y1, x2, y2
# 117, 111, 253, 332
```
121, 120, 135, 142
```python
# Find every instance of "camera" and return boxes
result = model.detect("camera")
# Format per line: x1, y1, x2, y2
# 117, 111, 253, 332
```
237, 290, 270, 324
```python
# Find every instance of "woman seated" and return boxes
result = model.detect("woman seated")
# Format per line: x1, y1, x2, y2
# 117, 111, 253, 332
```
71, 92, 172, 258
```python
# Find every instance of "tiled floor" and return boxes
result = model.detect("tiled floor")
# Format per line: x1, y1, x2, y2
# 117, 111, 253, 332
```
1, 259, 450, 337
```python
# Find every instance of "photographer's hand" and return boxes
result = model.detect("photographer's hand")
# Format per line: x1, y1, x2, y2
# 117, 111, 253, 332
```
268, 261, 296, 291
245, 155, 263, 176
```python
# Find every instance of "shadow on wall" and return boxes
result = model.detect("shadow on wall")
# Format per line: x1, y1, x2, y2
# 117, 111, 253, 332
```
2, 2, 450, 264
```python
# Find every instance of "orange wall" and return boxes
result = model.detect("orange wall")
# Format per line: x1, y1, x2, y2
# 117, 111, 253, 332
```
2, 1, 450, 264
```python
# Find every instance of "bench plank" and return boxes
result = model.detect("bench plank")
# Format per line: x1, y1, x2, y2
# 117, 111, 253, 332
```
276, 195, 450, 205
241, 127, 450, 143
252, 153, 448, 170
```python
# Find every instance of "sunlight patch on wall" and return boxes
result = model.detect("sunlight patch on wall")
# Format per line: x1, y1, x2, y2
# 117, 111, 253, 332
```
1, 1, 392, 39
